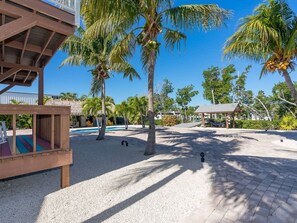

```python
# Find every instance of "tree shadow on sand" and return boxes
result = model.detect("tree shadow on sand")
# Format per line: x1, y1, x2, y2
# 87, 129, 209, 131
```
85, 128, 297, 222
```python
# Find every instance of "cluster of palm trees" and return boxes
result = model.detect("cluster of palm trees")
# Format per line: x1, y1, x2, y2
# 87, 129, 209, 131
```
61, 0, 296, 155
81, 95, 148, 130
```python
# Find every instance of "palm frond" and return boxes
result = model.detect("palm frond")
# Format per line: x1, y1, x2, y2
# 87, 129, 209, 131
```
165, 4, 231, 31
163, 28, 186, 50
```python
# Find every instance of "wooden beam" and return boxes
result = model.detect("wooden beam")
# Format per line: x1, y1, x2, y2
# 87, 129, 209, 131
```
33, 114, 37, 152
35, 32, 55, 66
20, 28, 31, 63
0, 67, 21, 82
0, 150, 72, 180
61, 165, 70, 188
1, 14, 5, 61
1, 80, 31, 87
12, 114, 16, 155
38, 69, 44, 105
6, 40, 53, 57
23, 70, 32, 83
0, 61, 41, 72
0, 105, 71, 115
10, 0, 75, 26
0, 17, 36, 42
0, 1, 75, 36
0, 84, 14, 95
51, 114, 55, 149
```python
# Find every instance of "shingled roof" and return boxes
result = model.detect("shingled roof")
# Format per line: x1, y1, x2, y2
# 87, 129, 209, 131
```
195, 103, 241, 114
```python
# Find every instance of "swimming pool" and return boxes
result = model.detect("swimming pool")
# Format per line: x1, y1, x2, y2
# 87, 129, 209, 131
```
70, 126, 125, 134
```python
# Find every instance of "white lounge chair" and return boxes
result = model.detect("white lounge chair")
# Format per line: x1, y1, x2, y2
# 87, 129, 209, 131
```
0, 121, 7, 144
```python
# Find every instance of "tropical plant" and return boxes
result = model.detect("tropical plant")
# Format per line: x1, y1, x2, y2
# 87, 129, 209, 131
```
224, 0, 297, 104
82, 0, 230, 155
128, 96, 148, 128
10, 100, 32, 129
61, 27, 139, 140
82, 96, 115, 129
59, 92, 78, 101
115, 101, 131, 130
279, 114, 297, 130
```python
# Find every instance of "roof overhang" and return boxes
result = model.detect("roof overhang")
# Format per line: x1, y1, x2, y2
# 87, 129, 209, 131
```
0, 0, 76, 90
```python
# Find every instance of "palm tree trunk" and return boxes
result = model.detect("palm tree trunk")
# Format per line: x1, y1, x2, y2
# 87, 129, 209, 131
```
124, 117, 128, 130
144, 49, 156, 155
97, 79, 106, 140
282, 70, 297, 105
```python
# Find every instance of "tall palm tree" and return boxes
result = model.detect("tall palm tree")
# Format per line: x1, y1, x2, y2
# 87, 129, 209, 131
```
61, 27, 139, 140
82, 0, 230, 155
115, 101, 131, 130
224, 0, 297, 104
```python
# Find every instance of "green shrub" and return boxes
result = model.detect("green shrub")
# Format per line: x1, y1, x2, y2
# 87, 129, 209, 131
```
280, 115, 297, 130
154, 119, 163, 126
235, 120, 276, 130
162, 115, 179, 126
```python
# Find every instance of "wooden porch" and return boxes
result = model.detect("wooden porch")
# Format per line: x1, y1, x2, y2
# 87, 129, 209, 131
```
0, 105, 72, 187
0, 0, 78, 188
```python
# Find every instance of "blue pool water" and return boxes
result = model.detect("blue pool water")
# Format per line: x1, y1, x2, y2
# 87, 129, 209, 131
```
70, 126, 125, 134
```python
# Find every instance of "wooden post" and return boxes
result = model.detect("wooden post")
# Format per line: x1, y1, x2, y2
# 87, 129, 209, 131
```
201, 113, 205, 127
232, 113, 235, 128
33, 114, 36, 152
226, 113, 229, 129
12, 114, 16, 155
51, 114, 55, 149
38, 68, 44, 105
61, 165, 70, 188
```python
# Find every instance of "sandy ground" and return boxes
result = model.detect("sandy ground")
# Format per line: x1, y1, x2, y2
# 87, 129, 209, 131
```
1, 127, 297, 223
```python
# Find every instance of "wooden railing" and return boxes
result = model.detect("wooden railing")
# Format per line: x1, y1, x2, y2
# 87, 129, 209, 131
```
43, 0, 80, 26
0, 105, 72, 188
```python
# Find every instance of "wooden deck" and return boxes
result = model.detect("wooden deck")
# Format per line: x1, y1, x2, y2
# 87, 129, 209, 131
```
0, 105, 72, 188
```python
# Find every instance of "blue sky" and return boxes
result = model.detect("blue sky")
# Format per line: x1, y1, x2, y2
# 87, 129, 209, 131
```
11, 0, 297, 106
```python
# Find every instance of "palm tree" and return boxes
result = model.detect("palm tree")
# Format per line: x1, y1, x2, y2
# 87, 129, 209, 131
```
61, 27, 139, 140
224, 0, 297, 105
59, 92, 78, 101
82, 96, 114, 130
82, 0, 230, 155
128, 96, 148, 128
115, 101, 131, 130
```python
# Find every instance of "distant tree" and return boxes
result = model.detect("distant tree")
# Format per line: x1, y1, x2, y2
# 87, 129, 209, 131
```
155, 79, 175, 114
59, 92, 78, 101
115, 101, 131, 130
271, 82, 297, 117
82, 96, 114, 130
202, 65, 236, 104
128, 96, 148, 128
233, 65, 252, 102
79, 95, 88, 101
176, 85, 198, 120
224, 0, 297, 105
254, 91, 272, 120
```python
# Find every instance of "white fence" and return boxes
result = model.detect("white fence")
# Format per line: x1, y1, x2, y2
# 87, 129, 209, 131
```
43, 0, 80, 26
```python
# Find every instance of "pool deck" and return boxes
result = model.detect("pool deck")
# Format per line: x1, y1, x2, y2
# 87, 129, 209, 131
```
1, 127, 297, 222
